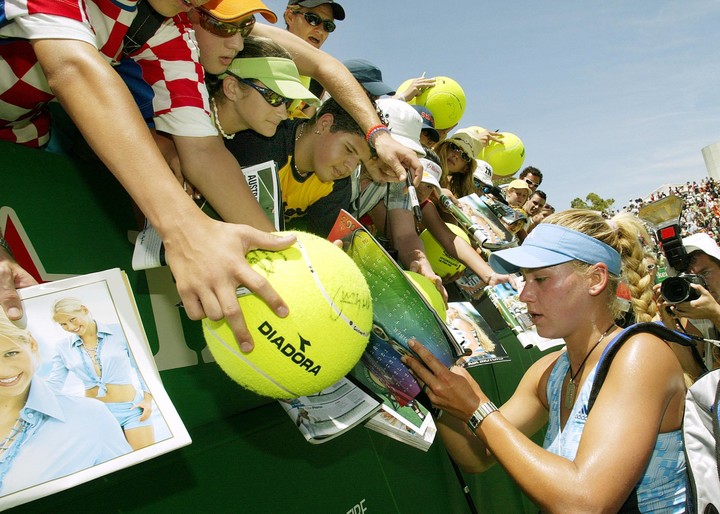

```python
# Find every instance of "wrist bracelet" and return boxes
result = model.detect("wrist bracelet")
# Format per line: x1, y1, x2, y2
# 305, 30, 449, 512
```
0, 235, 13, 258
466, 401, 498, 433
365, 124, 390, 149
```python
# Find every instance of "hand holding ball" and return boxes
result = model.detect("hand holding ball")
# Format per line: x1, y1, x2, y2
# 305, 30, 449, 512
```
479, 132, 525, 177
397, 76, 466, 130
203, 232, 373, 399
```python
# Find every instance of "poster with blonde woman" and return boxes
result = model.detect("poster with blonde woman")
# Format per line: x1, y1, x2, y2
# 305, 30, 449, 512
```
2, 269, 190, 510
447, 302, 510, 367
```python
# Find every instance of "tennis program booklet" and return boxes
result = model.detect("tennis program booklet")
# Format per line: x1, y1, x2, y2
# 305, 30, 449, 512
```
2, 269, 190, 510
448, 301, 510, 367
281, 211, 468, 450
480, 280, 563, 351
132, 160, 282, 270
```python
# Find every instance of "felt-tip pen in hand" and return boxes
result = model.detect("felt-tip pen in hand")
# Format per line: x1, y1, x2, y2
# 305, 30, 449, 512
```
407, 173, 423, 222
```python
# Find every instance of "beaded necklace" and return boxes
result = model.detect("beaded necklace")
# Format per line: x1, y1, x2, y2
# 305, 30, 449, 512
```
211, 97, 235, 140
0, 417, 29, 457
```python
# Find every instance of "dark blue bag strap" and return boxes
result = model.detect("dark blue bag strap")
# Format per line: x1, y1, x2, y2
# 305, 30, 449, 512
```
588, 322, 694, 412
123, 0, 166, 55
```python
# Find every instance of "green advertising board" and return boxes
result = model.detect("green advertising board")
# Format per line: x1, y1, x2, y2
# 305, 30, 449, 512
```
2, 142, 547, 513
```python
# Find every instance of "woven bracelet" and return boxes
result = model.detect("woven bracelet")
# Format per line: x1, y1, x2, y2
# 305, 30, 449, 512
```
365, 124, 391, 149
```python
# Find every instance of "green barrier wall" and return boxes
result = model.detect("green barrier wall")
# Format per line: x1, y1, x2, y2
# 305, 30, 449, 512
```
2, 142, 551, 513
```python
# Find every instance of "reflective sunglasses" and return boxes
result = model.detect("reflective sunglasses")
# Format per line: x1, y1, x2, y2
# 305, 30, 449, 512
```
524, 178, 540, 189
198, 11, 255, 38
448, 142, 472, 163
295, 11, 336, 33
235, 76, 292, 107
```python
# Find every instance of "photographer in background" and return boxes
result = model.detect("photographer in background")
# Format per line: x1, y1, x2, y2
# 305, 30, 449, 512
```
654, 232, 720, 372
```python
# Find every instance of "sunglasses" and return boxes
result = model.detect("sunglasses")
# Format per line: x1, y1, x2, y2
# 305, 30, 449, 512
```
448, 142, 472, 163
235, 76, 292, 107
198, 11, 255, 38
524, 178, 540, 189
295, 11, 336, 33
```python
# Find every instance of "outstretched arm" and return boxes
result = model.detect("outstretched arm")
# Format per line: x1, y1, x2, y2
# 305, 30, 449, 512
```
173, 135, 275, 230
32, 39, 294, 350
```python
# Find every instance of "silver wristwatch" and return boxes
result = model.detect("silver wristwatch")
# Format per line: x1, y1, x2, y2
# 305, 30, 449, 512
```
466, 401, 498, 432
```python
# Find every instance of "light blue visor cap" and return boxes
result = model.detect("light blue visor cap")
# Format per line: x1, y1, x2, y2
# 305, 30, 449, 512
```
489, 223, 622, 276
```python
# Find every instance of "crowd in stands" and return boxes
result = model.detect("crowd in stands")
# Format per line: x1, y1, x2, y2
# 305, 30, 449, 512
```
624, 177, 720, 244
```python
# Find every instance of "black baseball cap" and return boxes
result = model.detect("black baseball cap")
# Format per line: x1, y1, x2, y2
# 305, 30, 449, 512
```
287, 0, 345, 20
344, 59, 395, 97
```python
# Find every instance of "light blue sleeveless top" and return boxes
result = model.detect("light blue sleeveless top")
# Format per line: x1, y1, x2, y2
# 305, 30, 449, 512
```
543, 349, 687, 513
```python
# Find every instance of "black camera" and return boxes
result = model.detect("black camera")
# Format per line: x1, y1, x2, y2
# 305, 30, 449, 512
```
660, 273, 707, 304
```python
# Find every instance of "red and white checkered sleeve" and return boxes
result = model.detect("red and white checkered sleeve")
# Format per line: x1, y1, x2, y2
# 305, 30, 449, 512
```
128, 15, 217, 138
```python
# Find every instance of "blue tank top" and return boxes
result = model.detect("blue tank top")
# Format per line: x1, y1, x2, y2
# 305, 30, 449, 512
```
543, 348, 687, 513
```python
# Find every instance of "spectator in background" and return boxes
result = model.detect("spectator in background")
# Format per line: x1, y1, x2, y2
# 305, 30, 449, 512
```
225, 97, 371, 237
434, 129, 482, 198
655, 232, 720, 370
283, 0, 345, 116
504, 179, 531, 209
517, 190, 547, 240
524, 190, 547, 219
343, 59, 396, 101
518, 166, 543, 192
413, 106, 441, 148
206, 35, 319, 139
532, 203, 555, 228
284, 0, 344, 49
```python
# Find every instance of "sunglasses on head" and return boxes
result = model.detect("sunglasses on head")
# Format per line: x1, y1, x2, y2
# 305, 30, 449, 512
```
448, 142, 472, 163
295, 11, 336, 33
198, 11, 255, 38
235, 76, 292, 107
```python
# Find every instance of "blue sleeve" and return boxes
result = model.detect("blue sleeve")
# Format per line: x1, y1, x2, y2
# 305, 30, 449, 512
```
113, 56, 156, 128
44, 347, 70, 392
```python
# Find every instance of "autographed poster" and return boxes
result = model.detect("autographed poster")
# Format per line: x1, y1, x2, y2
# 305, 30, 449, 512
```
1, 269, 190, 510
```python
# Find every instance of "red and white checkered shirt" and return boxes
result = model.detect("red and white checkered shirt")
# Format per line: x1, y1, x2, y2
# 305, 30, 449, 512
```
0, 0, 213, 147
125, 15, 214, 137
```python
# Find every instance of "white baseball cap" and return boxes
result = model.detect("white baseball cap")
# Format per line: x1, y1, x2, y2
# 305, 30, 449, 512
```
473, 159, 494, 186
683, 232, 720, 263
375, 98, 425, 157
419, 158, 442, 192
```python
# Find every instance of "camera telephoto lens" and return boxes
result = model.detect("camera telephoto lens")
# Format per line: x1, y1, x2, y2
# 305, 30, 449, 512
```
660, 274, 706, 304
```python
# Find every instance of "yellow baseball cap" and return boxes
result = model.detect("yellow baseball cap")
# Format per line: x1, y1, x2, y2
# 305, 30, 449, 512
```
200, 0, 277, 23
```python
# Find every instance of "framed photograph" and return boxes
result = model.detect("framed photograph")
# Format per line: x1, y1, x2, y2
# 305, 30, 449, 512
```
1, 269, 190, 510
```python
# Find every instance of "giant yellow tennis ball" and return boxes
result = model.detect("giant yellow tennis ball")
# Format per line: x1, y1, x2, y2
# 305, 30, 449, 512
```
397, 76, 466, 130
479, 132, 525, 177
404, 271, 447, 321
419, 223, 471, 278
203, 232, 373, 399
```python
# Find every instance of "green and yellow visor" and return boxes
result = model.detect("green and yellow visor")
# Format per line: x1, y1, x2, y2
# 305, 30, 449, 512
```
220, 57, 320, 107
